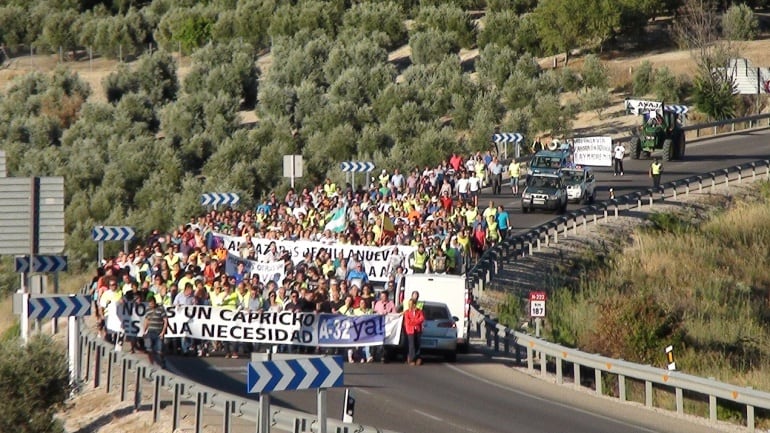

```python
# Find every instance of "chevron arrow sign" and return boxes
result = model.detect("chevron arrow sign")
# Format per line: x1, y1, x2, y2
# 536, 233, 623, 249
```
247, 356, 344, 393
91, 226, 135, 242
492, 132, 524, 143
200, 192, 240, 207
15, 255, 68, 273
340, 161, 375, 173
28, 294, 92, 319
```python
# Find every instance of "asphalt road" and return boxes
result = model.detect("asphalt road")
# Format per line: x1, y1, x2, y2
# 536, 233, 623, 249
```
170, 129, 770, 433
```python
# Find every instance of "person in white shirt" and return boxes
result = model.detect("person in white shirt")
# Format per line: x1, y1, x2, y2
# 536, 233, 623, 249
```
390, 168, 405, 194
613, 143, 625, 176
468, 173, 481, 206
456, 172, 470, 202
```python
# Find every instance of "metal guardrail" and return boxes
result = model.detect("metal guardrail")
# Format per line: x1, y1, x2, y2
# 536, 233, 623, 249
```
75, 289, 398, 433
614, 112, 770, 145
465, 160, 770, 431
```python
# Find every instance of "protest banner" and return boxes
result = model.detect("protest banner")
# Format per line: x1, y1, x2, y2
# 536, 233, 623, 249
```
106, 302, 403, 347
225, 253, 286, 284
211, 234, 415, 282
573, 136, 612, 167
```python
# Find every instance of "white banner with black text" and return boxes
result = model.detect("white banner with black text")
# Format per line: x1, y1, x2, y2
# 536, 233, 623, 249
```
573, 136, 613, 167
105, 302, 403, 347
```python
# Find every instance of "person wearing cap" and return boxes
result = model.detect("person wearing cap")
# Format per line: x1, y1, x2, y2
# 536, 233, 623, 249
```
143, 296, 168, 368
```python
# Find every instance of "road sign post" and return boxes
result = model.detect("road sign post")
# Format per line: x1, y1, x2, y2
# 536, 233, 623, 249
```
200, 192, 240, 209
340, 161, 375, 191
92, 226, 135, 265
493, 132, 524, 160
247, 356, 344, 433
529, 290, 547, 358
283, 155, 303, 189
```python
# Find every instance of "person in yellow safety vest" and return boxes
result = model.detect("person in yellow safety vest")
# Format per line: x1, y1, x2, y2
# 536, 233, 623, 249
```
217, 284, 241, 358
509, 160, 521, 195
411, 243, 428, 274
482, 200, 497, 221
474, 159, 486, 186
378, 169, 389, 188
649, 158, 663, 190
464, 202, 478, 225
398, 290, 424, 312
323, 178, 337, 197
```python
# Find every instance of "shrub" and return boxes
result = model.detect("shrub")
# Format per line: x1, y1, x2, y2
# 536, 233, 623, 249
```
414, 4, 476, 49
652, 66, 685, 103
722, 3, 759, 41
581, 54, 608, 90
409, 30, 459, 65
0, 335, 71, 433
632, 60, 653, 96
581, 86, 611, 120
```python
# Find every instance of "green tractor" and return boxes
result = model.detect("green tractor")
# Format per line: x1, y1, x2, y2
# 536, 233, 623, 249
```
626, 99, 687, 161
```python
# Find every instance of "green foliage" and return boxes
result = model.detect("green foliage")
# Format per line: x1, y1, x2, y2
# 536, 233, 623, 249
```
78, 7, 152, 58
580, 86, 611, 119
496, 293, 522, 329
0, 5, 29, 46
644, 211, 695, 235
414, 4, 476, 49
155, 6, 216, 54
39, 9, 81, 54
476, 44, 521, 89
184, 40, 260, 108
533, 0, 588, 56
581, 54, 609, 90
0, 335, 71, 433
531, 93, 575, 137
268, 1, 342, 41
721, 3, 759, 41
103, 50, 178, 106
408, 30, 460, 65
340, 1, 408, 50
693, 70, 736, 121
632, 60, 654, 96
652, 66, 685, 103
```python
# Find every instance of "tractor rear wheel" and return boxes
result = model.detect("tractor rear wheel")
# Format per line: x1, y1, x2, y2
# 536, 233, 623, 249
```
630, 136, 642, 160
677, 133, 686, 159
662, 138, 674, 161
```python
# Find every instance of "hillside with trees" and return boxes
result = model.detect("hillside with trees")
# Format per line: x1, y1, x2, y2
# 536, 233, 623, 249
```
0, 0, 767, 281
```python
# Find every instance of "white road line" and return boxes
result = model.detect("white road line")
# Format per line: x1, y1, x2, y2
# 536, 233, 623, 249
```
413, 409, 443, 422
444, 364, 662, 433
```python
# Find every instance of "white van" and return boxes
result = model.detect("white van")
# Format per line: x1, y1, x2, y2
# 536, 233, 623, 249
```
399, 274, 472, 352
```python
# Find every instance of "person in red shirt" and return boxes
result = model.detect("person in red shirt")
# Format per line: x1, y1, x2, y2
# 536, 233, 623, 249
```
403, 299, 425, 365
439, 191, 453, 212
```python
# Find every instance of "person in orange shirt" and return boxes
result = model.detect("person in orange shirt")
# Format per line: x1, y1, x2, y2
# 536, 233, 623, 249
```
403, 299, 425, 366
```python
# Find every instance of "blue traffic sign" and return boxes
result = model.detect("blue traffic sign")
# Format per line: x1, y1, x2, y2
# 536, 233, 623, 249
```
492, 132, 524, 143
15, 255, 68, 273
92, 226, 135, 242
247, 356, 344, 393
28, 294, 91, 319
200, 192, 240, 207
340, 161, 375, 173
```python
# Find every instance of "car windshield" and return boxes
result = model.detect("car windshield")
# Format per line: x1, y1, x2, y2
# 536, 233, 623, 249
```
562, 171, 584, 184
529, 177, 558, 189
531, 156, 562, 169
423, 305, 450, 320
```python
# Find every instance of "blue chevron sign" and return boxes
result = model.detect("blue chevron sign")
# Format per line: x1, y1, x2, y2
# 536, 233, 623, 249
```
247, 356, 344, 393
664, 105, 689, 115
340, 161, 375, 173
28, 294, 91, 319
493, 132, 524, 143
200, 192, 240, 207
15, 255, 68, 273
92, 226, 135, 242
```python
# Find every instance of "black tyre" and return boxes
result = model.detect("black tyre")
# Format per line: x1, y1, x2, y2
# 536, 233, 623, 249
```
522, 205, 529, 214
662, 138, 673, 161
630, 136, 642, 160
444, 351, 457, 363
678, 133, 686, 159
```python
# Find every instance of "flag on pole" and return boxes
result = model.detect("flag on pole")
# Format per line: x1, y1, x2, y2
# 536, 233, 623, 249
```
379, 213, 396, 244
325, 207, 347, 233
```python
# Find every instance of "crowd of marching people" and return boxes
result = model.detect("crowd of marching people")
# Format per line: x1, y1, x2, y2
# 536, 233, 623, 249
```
90, 150, 513, 364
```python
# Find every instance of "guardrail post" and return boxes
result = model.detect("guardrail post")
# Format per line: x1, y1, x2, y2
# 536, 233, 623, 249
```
618, 374, 626, 402
724, 169, 730, 190
685, 181, 690, 196
672, 184, 677, 200
514, 341, 522, 365
698, 176, 703, 193
555, 356, 562, 385
574, 364, 581, 390
173, 383, 182, 431
645, 380, 653, 408
709, 393, 717, 422
493, 327, 500, 352
224, 400, 233, 433
710, 174, 716, 192
738, 167, 742, 184
613, 204, 618, 218
120, 358, 128, 402
540, 353, 547, 376
582, 214, 587, 231
134, 366, 143, 411
535, 238, 541, 252
571, 218, 576, 233
751, 163, 756, 180
527, 242, 532, 256
106, 351, 113, 393
152, 373, 162, 424
747, 403, 755, 431
675, 387, 683, 414
83, 340, 92, 382
195, 392, 204, 433
553, 227, 558, 243
503, 329, 510, 354
765, 160, 770, 180
595, 369, 602, 396
94, 345, 102, 388
527, 346, 534, 373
